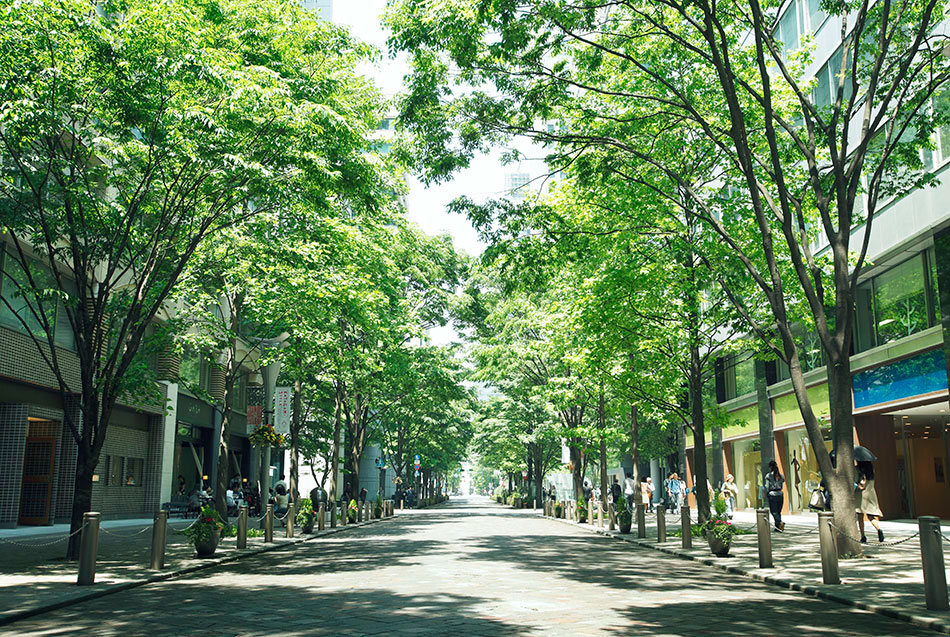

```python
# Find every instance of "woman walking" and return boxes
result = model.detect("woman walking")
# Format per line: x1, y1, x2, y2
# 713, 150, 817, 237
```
855, 460, 884, 543
720, 474, 738, 516
765, 461, 785, 532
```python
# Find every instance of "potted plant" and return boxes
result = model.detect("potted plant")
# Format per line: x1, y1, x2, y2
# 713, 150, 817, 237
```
297, 497, 315, 533
554, 501, 563, 518
577, 498, 588, 523
348, 499, 358, 523
701, 495, 738, 557
374, 495, 383, 519
616, 496, 633, 534
182, 505, 225, 558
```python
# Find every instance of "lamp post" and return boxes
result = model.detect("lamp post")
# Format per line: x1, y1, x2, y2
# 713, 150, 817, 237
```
258, 333, 289, 507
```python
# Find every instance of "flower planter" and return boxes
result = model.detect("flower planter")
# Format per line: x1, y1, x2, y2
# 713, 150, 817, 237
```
619, 520, 632, 534
194, 528, 221, 558
707, 534, 731, 557
301, 521, 314, 534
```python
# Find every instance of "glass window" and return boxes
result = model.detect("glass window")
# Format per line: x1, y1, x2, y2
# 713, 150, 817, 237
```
779, 2, 800, 52
806, 0, 823, 31
0, 248, 54, 336
179, 346, 202, 391
936, 90, 950, 163
873, 255, 928, 345
124, 458, 143, 486
107, 455, 124, 486
735, 358, 756, 397
798, 330, 822, 372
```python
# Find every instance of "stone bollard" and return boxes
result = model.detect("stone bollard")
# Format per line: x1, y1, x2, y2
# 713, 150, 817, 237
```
681, 506, 692, 549
149, 510, 168, 570
318, 503, 326, 531
817, 511, 839, 584
918, 516, 949, 610
265, 504, 274, 543
366, 501, 372, 521
597, 502, 604, 529
330, 502, 337, 528
77, 512, 101, 586
237, 505, 248, 549
286, 503, 295, 538
400, 498, 404, 510
609, 503, 616, 531
589, 499, 596, 526
357, 502, 363, 522
756, 508, 773, 568
657, 505, 666, 543
636, 505, 646, 538
532, 499, 536, 510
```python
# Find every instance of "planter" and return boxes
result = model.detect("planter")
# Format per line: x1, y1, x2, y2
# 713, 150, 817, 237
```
194, 528, 221, 558
301, 522, 314, 534
619, 519, 632, 534
707, 534, 731, 557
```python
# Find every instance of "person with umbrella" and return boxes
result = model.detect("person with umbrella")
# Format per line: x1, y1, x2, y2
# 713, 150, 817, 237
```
853, 447, 884, 543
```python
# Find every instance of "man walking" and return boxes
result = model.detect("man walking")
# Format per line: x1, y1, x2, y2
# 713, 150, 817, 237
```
623, 472, 637, 512
668, 472, 683, 514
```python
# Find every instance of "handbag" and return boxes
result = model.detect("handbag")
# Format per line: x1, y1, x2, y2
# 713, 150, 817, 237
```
808, 488, 824, 511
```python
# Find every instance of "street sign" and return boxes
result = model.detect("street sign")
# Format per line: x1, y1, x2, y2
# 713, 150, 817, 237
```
273, 386, 292, 434
414, 470, 420, 477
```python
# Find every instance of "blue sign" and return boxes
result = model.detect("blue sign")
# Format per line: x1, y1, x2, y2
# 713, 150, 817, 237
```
852, 348, 948, 409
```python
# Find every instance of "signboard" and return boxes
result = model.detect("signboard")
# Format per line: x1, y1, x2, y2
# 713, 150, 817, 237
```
178, 395, 213, 428
274, 387, 292, 435
247, 405, 262, 427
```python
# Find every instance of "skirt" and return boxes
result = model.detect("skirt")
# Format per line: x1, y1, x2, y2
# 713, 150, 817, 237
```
855, 479, 883, 517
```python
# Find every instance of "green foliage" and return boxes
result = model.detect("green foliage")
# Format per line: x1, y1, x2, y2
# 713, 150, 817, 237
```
296, 498, 315, 528
700, 496, 739, 545
347, 499, 358, 523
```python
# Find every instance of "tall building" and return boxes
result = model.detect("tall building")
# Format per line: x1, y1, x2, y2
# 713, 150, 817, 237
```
692, 0, 950, 521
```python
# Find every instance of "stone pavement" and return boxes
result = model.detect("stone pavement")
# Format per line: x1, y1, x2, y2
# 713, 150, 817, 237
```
1, 497, 944, 636
0, 512, 381, 624
552, 505, 950, 633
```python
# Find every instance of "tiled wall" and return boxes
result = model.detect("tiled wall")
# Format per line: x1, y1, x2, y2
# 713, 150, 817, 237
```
90, 425, 149, 516
144, 413, 164, 512
0, 404, 28, 527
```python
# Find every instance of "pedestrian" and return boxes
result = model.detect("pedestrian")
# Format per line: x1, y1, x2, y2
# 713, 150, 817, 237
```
668, 472, 683, 514
639, 477, 652, 514
663, 472, 672, 510
359, 487, 368, 504
582, 479, 592, 502
610, 476, 622, 505
765, 460, 785, 531
720, 473, 738, 516
623, 472, 637, 512
275, 473, 288, 492
855, 460, 884, 543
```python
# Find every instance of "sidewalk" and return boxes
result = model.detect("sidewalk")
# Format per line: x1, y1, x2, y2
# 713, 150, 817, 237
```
0, 513, 393, 626
542, 508, 950, 634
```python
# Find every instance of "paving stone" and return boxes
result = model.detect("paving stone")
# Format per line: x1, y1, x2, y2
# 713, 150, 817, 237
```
0, 498, 943, 636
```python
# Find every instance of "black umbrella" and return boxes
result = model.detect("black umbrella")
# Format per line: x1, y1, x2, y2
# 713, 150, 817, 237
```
830, 446, 878, 464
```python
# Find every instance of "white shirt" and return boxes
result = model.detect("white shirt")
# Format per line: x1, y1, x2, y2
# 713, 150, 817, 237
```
623, 477, 637, 495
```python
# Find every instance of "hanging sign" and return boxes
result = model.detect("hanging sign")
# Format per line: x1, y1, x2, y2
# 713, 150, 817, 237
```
274, 386, 292, 435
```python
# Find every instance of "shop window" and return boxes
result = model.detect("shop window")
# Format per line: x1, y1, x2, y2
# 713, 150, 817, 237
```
124, 458, 144, 486
872, 254, 930, 345
179, 346, 205, 393
107, 455, 124, 486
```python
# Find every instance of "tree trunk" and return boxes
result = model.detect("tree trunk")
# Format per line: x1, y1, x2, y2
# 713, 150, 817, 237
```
689, 344, 710, 522
330, 381, 342, 502
597, 392, 608, 506
66, 452, 96, 560
290, 373, 302, 501
629, 405, 640, 486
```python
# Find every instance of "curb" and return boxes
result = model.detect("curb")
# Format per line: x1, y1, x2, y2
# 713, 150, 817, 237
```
0, 516, 394, 627
539, 514, 950, 636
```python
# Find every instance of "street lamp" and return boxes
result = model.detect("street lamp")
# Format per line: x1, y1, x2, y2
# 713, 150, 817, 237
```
258, 332, 289, 504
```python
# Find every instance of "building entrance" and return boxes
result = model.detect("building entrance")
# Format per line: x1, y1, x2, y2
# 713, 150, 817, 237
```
18, 433, 55, 525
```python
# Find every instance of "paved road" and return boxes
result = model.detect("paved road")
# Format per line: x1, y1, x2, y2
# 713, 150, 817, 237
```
3, 497, 939, 636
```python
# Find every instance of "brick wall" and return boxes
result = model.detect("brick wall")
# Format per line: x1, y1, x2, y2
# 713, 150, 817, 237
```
0, 404, 28, 527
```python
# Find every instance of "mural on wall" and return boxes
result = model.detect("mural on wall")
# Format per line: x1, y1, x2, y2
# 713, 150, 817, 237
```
852, 349, 948, 409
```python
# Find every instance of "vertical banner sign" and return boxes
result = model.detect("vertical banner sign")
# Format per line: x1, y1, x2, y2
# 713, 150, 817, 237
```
274, 387, 292, 435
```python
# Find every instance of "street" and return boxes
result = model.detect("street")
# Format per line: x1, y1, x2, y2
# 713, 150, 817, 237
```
3, 497, 938, 636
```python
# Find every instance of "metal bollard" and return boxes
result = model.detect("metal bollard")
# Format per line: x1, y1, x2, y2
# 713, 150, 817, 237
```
609, 503, 616, 531
318, 503, 326, 531
657, 505, 666, 543
149, 510, 167, 570
286, 503, 295, 538
636, 505, 646, 538
681, 506, 692, 549
237, 505, 247, 549
77, 512, 100, 586
265, 504, 274, 543
918, 516, 949, 610
817, 511, 839, 584
756, 508, 773, 568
